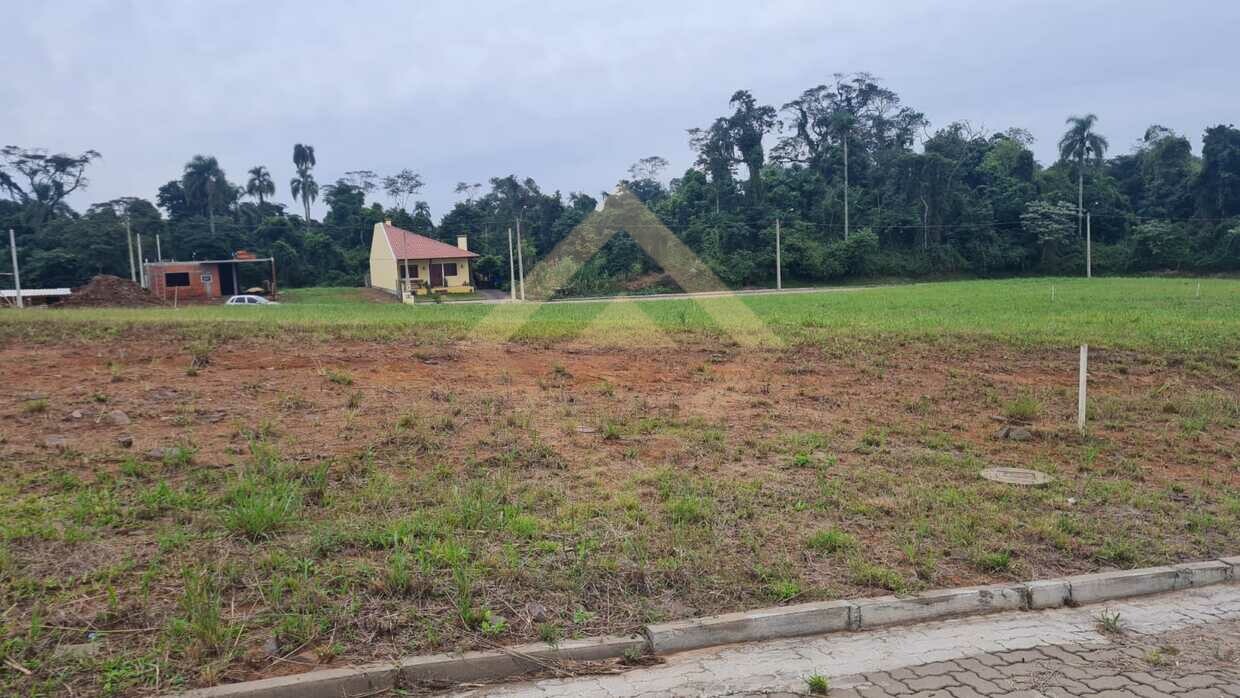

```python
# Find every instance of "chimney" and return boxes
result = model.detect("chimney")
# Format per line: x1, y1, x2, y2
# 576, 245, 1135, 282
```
456, 235, 468, 251
384, 219, 392, 225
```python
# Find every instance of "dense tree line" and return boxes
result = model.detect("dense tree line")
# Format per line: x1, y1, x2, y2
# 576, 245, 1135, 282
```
3, 73, 1240, 295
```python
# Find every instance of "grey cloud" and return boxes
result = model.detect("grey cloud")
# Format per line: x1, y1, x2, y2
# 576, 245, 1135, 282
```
3, 0, 1237, 217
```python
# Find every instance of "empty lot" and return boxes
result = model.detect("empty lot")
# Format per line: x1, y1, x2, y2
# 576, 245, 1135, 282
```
1, 278, 1238, 696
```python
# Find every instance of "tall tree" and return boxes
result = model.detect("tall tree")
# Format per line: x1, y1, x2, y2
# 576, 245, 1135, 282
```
688, 117, 736, 212
343, 170, 379, 195
181, 155, 226, 235
289, 144, 318, 222
0, 146, 101, 227
454, 181, 482, 202
1196, 124, 1240, 218
726, 90, 778, 205
245, 166, 275, 205
290, 168, 319, 224
1058, 114, 1109, 236
292, 143, 316, 172
383, 169, 425, 212
775, 73, 927, 237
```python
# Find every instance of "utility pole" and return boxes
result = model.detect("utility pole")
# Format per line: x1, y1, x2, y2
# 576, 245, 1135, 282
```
125, 215, 136, 282
843, 137, 850, 241
1077, 344, 1089, 433
403, 256, 411, 301
1085, 212, 1092, 279
1077, 167, 1084, 238
8, 229, 22, 309
515, 218, 526, 301
136, 233, 146, 287
507, 227, 516, 301
155, 233, 163, 263
774, 218, 782, 290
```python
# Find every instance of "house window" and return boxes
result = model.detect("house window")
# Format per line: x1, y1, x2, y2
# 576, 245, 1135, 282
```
165, 272, 191, 287
401, 264, 419, 279
442, 263, 458, 277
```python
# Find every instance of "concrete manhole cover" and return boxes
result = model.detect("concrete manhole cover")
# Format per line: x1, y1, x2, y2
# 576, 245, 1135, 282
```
980, 467, 1053, 486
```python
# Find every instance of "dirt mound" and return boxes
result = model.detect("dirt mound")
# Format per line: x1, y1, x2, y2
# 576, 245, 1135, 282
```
60, 275, 166, 308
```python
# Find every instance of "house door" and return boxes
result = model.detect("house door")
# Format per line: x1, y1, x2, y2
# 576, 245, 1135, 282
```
219, 264, 236, 296
429, 263, 444, 288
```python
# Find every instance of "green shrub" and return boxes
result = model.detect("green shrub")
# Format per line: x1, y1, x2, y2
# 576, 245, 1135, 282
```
223, 480, 301, 540
1004, 394, 1040, 422
806, 528, 857, 554
974, 549, 1013, 573
666, 495, 710, 525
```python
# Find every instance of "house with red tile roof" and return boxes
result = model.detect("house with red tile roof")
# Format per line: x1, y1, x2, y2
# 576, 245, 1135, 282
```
368, 221, 479, 298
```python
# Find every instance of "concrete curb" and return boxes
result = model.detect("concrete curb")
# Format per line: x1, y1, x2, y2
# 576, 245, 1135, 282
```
644, 599, 852, 654
177, 635, 645, 698
171, 557, 1239, 697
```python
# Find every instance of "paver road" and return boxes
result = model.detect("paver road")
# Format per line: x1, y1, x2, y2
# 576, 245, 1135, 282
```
456, 584, 1240, 697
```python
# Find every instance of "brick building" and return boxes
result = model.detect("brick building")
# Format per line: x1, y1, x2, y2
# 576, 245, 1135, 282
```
144, 255, 276, 301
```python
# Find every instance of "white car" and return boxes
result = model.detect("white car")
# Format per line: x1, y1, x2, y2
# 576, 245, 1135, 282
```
225, 295, 278, 305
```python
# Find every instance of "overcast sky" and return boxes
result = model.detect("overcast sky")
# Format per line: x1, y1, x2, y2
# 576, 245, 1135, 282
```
4, 0, 1237, 219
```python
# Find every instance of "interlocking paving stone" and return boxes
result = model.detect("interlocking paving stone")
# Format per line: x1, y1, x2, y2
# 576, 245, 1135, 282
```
1172, 673, 1221, 689
862, 672, 913, 694
1084, 674, 1137, 690
953, 658, 1005, 682
904, 674, 958, 691
461, 585, 1240, 697
911, 661, 963, 677
950, 671, 1003, 695
943, 685, 987, 698
1126, 670, 1181, 693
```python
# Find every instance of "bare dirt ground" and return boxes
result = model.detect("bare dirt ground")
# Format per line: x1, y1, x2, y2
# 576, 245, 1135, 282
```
0, 332, 1237, 695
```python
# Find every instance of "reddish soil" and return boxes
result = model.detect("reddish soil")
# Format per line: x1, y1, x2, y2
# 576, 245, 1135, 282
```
1, 333, 1237, 695
59, 274, 165, 307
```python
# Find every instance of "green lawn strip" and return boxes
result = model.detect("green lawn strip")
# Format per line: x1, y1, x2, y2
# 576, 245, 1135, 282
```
2, 277, 1238, 354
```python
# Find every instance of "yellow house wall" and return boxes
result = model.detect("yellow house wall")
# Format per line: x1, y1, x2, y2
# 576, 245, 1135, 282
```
435, 258, 472, 292
368, 223, 399, 294
399, 258, 473, 293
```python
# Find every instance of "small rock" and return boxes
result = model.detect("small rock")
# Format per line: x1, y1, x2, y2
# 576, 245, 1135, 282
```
145, 447, 172, 460
117, 435, 134, 448
525, 602, 549, 622
44, 435, 68, 450
993, 425, 1032, 441
263, 637, 280, 657
53, 641, 102, 661
1067, 497, 1078, 506
105, 410, 130, 426
1007, 426, 1033, 441
575, 426, 597, 434
68, 410, 84, 420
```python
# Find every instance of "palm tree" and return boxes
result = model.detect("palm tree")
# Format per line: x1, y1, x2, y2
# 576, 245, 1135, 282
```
290, 144, 317, 223
182, 155, 225, 235
293, 143, 316, 172
246, 166, 275, 206
1058, 114, 1109, 235
290, 167, 318, 223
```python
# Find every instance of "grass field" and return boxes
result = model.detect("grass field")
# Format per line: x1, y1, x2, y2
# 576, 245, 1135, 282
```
2, 277, 1239, 353
0, 277, 1238, 696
